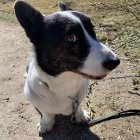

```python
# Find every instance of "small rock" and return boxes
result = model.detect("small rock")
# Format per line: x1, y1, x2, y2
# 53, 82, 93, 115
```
4, 97, 10, 101
8, 77, 12, 80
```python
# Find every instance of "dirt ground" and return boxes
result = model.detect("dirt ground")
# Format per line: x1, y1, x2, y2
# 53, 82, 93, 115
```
0, 19, 140, 140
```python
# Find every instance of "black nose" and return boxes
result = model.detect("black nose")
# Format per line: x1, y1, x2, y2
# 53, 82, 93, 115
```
102, 59, 120, 70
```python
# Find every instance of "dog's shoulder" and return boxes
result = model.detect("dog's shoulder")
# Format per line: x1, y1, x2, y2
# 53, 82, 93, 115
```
26, 56, 88, 98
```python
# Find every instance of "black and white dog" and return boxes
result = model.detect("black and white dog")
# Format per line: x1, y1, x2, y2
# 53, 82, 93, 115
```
14, 1, 120, 135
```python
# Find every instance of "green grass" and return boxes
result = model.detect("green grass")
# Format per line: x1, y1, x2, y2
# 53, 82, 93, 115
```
0, 12, 17, 23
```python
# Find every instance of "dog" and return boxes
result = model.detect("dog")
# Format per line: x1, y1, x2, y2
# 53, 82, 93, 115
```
14, 1, 120, 135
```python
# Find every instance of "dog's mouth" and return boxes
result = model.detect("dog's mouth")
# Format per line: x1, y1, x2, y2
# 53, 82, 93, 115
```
74, 71, 107, 80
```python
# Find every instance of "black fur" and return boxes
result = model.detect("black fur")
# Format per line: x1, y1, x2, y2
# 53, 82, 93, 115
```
14, 1, 97, 76
14, 1, 45, 44
58, 1, 73, 11
35, 13, 91, 76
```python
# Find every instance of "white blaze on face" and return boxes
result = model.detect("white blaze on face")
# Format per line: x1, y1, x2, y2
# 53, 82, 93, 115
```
80, 27, 118, 75
77, 16, 118, 76
59, 11, 118, 76
80, 43, 117, 76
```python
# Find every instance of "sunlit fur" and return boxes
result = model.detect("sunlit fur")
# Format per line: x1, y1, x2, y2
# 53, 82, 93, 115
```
14, 1, 120, 135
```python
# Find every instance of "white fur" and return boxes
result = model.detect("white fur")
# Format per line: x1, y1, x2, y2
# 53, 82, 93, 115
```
58, 11, 118, 76
24, 57, 89, 133
80, 25, 117, 76
24, 11, 118, 134
25, 58, 88, 115
80, 42, 117, 76
60, 11, 81, 22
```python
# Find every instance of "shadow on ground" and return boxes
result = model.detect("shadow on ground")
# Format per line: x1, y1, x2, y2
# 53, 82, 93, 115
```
41, 115, 100, 140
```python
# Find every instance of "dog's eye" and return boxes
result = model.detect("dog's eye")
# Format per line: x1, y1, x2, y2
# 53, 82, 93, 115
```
65, 34, 77, 42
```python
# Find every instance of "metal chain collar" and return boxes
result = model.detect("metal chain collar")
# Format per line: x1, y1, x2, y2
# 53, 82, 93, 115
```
69, 82, 97, 123
69, 95, 79, 123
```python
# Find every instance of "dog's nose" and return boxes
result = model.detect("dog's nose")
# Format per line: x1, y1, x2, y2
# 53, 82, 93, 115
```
102, 58, 120, 70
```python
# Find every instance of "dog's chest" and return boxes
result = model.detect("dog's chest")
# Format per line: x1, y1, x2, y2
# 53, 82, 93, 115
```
25, 62, 88, 114
48, 73, 87, 97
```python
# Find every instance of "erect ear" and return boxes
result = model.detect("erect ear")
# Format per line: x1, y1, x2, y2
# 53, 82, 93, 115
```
14, 0, 44, 44
58, 1, 74, 11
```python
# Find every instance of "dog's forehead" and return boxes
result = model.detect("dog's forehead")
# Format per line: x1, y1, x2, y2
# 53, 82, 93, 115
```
45, 11, 90, 24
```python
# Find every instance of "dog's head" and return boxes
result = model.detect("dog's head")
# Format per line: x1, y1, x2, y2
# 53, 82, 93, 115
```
14, 1, 120, 79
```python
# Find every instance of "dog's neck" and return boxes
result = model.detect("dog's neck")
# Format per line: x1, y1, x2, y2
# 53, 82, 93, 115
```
34, 59, 88, 97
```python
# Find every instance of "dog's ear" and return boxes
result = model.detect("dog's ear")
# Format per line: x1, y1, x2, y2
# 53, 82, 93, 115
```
58, 1, 74, 11
14, 0, 44, 44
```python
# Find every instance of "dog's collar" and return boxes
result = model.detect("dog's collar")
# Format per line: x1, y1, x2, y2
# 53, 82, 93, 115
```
69, 95, 79, 123
39, 78, 49, 88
